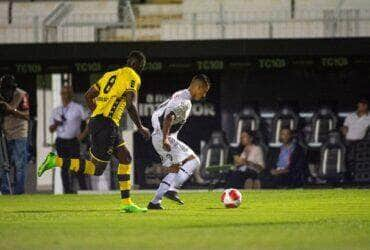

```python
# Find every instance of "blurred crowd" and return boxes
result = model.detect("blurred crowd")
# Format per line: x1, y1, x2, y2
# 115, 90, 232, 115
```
224, 99, 370, 189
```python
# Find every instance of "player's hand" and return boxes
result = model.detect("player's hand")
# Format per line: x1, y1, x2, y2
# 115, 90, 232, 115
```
234, 156, 244, 166
54, 119, 63, 126
139, 126, 151, 140
163, 138, 171, 152
165, 164, 180, 173
0, 101, 12, 112
77, 133, 85, 142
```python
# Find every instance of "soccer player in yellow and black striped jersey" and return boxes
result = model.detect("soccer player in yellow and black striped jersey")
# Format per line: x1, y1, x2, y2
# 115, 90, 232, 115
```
38, 51, 151, 213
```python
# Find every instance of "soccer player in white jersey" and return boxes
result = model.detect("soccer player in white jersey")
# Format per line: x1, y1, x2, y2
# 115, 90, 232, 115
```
148, 74, 211, 209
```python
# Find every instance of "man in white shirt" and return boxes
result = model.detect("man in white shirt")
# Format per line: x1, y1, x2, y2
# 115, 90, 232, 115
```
342, 99, 370, 141
49, 86, 89, 193
148, 74, 211, 210
341, 99, 370, 181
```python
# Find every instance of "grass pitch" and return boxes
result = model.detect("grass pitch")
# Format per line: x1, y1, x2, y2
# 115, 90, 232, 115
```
0, 189, 369, 250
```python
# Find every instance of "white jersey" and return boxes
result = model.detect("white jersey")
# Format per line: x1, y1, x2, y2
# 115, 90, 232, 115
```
151, 89, 195, 168
151, 89, 192, 134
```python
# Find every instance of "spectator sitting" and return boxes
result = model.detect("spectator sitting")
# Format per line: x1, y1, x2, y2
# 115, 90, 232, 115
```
269, 127, 307, 188
341, 99, 370, 142
226, 130, 264, 189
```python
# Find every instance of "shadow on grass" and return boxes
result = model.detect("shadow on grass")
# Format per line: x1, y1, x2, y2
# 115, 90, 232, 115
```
6, 209, 117, 214
206, 207, 248, 210
173, 220, 320, 229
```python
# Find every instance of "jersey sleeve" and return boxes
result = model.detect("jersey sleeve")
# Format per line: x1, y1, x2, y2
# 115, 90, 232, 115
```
164, 99, 189, 120
124, 70, 141, 95
94, 73, 107, 90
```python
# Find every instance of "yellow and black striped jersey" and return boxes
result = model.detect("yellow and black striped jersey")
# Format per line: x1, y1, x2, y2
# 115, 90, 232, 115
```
91, 67, 141, 126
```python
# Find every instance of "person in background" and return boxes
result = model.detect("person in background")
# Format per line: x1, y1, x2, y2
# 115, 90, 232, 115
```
269, 127, 306, 188
39, 51, 150, 213
0, 75, 30, 195
49, 85, 89, 193
341, 99, 370, 142
226, 130, 264, 189
341, 99, 370, 180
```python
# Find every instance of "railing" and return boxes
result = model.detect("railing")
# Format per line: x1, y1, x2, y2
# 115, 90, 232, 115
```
0, 15, 42, 43
43, 2, 73, 42
160, 9, 370, 40
0, 8, 370, 43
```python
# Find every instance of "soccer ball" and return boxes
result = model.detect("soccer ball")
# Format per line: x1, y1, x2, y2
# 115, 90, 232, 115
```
221, 188, 242, 208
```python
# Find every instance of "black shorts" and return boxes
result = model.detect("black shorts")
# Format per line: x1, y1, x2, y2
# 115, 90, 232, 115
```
89, 115, 124, 162
244, 169, 259, 180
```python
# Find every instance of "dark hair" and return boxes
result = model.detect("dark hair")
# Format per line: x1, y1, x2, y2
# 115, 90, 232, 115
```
192, 74, 211, 88
280, 126, 292, 133
241, 129, 257, 145
280, 127, 294, 143
358, 98, 368, 105
0, 75, 17, 88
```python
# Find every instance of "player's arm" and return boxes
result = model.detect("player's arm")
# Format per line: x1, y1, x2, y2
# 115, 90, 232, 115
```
49, 108, 62, 133
78, 124, 90, 141
1, 103, 30, 121
341, 126, 348, 136
84, 84, 99, 112
271, 167, 289, 175
125, 91, 150, 140
341, 116, 350, 136
0, 93, 29, 121
162, 112, 175, 152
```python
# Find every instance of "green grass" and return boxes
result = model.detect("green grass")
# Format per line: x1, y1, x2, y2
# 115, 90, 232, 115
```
0, 190, 370, 250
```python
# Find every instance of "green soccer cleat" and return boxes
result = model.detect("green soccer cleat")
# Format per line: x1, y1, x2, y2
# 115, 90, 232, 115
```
37, 152, 57, 177
120, 204, 148, 213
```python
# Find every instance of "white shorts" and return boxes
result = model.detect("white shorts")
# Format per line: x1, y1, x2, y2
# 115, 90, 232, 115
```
151, 130, 195, 168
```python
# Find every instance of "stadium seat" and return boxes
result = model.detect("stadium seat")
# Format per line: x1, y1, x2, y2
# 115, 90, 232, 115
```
269, 107, 299, 147
201, 131, 229, 169
318, 131, 346, 180
199, 131, 230, 185
308, 107, 338, 148
233, 107, 260, 145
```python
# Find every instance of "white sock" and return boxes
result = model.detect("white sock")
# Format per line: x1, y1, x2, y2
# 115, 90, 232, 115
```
152, 157, 200, 204
170, 157, 200, 191
151, 173, 176, 204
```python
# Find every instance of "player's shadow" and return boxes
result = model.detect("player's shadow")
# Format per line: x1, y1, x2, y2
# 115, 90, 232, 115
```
174, 220, 318, 229
206, 207, 248, 209
7, 209, 116, 214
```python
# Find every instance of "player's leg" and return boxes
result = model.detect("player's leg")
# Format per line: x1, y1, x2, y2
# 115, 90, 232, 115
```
37, 151, 106, 177
148, 132, 175, 209
148, 172, 177, 209
164, 137, 200, 204
149, 155, 200, 208
38, 116, 110, 178
114, 143, 147, 213
253, 179, 261, 189
38, 140, 109, 178
149, 135, 200, 208
165, 154, 200, 203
